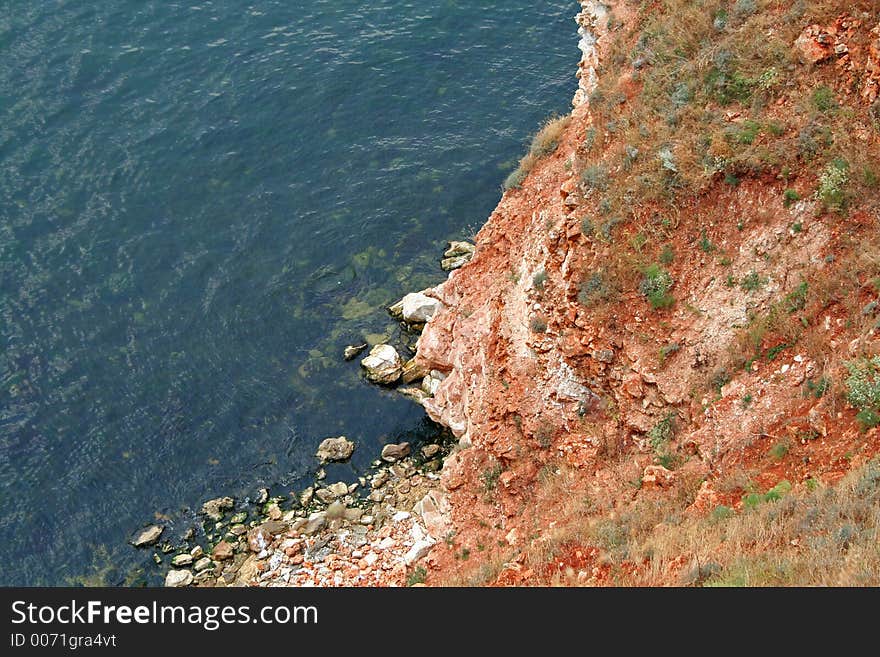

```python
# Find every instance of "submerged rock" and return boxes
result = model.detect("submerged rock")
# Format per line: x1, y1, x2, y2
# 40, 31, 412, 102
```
315, 436, 355, 463
343, 344, 368, 361
201, 496, 234, 521
131, 525, 164, 548
164, 569, 193, 588
361, 344, 403, 385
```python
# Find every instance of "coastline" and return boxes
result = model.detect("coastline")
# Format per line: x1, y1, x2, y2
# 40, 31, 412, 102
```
134, 1, 602, 588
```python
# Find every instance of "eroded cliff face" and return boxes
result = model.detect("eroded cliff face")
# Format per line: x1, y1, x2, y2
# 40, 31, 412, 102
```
406, 1, 880, 585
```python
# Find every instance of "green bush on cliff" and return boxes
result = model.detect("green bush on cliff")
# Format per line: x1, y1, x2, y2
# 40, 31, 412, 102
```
639, 263, 674, 309
845, 356, 880, 430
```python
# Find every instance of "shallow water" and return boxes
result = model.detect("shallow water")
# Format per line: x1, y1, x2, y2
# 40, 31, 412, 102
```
0, 0, 579, 585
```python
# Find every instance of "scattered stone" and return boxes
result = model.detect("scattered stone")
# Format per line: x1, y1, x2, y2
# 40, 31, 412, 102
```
230, 511, 247, 524
328, 481, 349, 497
303, 512, 327, 535
315, 436, 356, 463
422, 444, 441, 458
212, 541, 234, 561
371, 471, 389, 489
343, 344, 368, 361
164, 569, 193, 588
193, 557, 213, 573
256, 488, 269, 505
381, 442, 411, 462
316, 469, 326, 480
392, 511, 411, 522
442, 241, 476, 269
201, 496, 234, 521
325, 500, 346, 520
171, 553, 193, 567
190, 546, 204, 559
230, 524, 247, 536
404, 539, 435, 565
360, 515, 374, 526
441, 254, 471, 271
247, 526, 273, 553
300, 487, 314, 507
131, 525, 163, 548
315, 488, 338, 504
414, 490, 451, 539
267, 504, 283, 521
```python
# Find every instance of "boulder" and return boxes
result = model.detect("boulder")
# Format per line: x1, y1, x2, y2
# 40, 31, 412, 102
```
164, 569, 193, 588
441, 255, 471, 271
131, 525, 163, 548
400, 292, 443, 324
361, 344, 403, 385
315, 436, 355, 463
381, 442, 411, 462
794, 25, 835, 65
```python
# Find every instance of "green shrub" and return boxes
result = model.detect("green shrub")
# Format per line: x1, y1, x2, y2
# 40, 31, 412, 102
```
529, 316, 548, 333
845, 357, 880, 431
578, 271, 611, 306
532, 269, 547, 291
783, 189, 801, 207
648, 412, 677, 468
581, 164, 609, 191
812, 86, 838, 114
817, 158, 850, 212
740, 270, 765, 292
407, 566, 427, 586
640, 264, 674, 309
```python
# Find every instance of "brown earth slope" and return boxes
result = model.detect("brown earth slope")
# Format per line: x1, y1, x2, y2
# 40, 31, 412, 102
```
412, 0, 880, 586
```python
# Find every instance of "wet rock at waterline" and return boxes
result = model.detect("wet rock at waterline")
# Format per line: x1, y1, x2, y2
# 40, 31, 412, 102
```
399, 292, 443, 324
444, 240, 475, 259
360, 344, 402, 385
381, 442, 411, 462
440, 240, 476, 272
200, 496, 234, 521
343, 343, 368, 361
131, 525, 164, 548
402, 358, 429, 384
164, 569, 193, 588
315, 436, 355, 463
171, 553, 193, 567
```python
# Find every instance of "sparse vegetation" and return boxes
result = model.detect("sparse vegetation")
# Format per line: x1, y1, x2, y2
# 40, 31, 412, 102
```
504, 115, 571, 190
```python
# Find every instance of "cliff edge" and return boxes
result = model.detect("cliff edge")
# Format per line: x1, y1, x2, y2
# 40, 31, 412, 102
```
414, 0, 880, 585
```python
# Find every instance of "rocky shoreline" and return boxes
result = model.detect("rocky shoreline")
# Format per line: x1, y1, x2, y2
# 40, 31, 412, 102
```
128, 239, 473, 587
129, 1, 601, 588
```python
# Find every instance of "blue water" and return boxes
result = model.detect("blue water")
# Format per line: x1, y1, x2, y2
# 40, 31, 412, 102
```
0, 0, 578, 585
